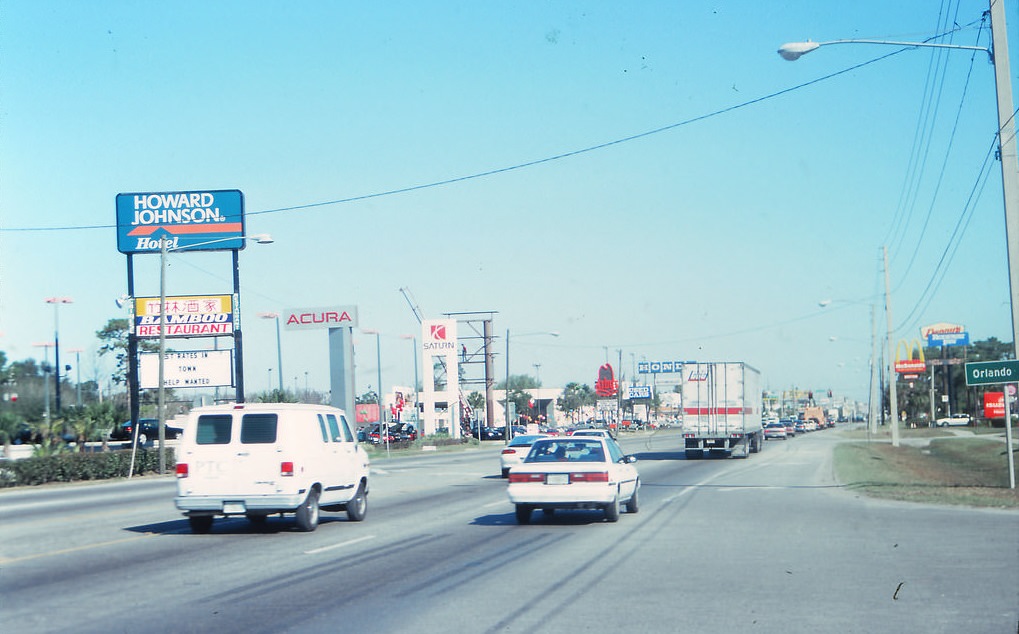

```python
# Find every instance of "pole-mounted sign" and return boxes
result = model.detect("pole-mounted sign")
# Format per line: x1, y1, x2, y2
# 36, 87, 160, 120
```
116, 189, 245, 254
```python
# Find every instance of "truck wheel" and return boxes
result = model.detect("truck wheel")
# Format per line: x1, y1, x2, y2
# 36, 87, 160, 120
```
515, 504, 533, 524
685, 449, 703, 460
295, 489, 320, 532
188, 515, 213, 534
346, 482, 367, 522
604, 495, 620, 522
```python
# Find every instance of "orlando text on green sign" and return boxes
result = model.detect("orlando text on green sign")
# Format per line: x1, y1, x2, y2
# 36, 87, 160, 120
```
965, 360, 1019, 386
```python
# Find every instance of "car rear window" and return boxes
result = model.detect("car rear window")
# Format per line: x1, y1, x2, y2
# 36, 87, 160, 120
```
240, 413, 278, 444
195, 414, 233, 445
526, 439, 605, 463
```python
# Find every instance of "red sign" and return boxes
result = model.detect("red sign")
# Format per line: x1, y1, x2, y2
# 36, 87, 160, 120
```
356, 403, 380, 423
895, 359, 926, 373
595, 363, 618, 397
984, 392, 1005, 419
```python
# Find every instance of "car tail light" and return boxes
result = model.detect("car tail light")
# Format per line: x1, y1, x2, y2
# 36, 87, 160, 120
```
508, 472, 545, 483
175, 463, 188, 479
501, 448, 517, 455
281, 461, 294, 477
571, 472, 609, 483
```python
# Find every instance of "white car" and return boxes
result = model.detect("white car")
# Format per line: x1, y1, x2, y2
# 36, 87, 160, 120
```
499, 434, 547, 478
507, 436, 639, 524
936, 413, 971, 427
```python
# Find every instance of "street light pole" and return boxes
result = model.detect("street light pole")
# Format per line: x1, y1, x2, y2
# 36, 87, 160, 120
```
503, 330, 559, 442
154, 233, 273, 474
883, 247, 900, 447
258, 312, 283, 392
68, 347, 84, 408
45, 297, 72, 413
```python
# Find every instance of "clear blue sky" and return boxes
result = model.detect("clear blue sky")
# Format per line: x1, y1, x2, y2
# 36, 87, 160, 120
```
2, 1, 1015, 404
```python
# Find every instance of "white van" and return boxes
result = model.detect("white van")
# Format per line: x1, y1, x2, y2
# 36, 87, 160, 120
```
174, 403, 370, 533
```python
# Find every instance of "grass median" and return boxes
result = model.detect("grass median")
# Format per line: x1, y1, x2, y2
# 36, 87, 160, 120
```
834, 431, 1019, 509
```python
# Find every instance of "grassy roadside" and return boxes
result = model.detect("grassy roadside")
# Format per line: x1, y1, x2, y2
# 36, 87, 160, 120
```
833, 431, 1019, 509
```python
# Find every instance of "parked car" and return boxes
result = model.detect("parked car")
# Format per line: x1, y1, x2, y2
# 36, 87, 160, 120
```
470, 426, 504, 441
389, 422, 418, 442
507, 436, 639, 524
110, 418, 184, 444
936, 413, 971, 427
366, 424, 398, 444
499, 434, 547, 478
764, 422, 788, 440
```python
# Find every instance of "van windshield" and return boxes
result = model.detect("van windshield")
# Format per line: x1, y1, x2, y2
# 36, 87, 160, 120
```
196, 415, 232, 445
241, 414, 278, 444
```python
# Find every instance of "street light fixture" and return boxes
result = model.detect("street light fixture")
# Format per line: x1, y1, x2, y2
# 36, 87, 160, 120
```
44, 296, 72, 413
258, 312, 283, 392
779, 8, 1019, 450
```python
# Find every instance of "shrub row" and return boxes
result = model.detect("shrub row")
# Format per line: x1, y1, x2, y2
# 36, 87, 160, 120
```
0, 448, 175, 488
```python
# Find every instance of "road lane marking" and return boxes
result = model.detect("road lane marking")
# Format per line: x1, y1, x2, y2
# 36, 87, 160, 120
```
304, 534, 375, 555
0, 533, 157, 565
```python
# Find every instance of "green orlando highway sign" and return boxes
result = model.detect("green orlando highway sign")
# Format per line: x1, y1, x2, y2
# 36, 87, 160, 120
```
965, 360, 1019, 386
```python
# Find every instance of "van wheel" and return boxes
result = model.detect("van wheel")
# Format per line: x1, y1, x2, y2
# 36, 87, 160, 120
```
346, 482, 367, 522
188, 515, 213, 534
295, 489, 320, 532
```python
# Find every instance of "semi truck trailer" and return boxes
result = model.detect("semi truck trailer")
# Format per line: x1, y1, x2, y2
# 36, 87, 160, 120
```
681, 362, 763, 459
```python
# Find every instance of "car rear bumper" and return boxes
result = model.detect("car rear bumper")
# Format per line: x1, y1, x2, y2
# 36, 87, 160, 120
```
175, 494, 305, 515
508, 482, 618, 506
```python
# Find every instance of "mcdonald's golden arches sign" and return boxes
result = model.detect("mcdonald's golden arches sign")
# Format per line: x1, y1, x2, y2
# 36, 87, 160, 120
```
894, 339, 926, 373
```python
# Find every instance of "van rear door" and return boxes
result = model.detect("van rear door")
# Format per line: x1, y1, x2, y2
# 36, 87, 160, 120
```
187, 412, 287, 497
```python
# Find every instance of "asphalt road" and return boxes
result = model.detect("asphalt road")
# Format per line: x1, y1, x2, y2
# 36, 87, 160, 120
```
1, 428, 1016, 633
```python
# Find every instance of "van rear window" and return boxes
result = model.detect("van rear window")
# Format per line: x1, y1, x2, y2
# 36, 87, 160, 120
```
196, 415, 233, 445
241, 414, 278, 444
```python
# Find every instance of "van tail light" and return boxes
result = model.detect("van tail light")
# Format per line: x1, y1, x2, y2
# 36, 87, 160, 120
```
571, 472, 609, 483
281, 461, 294, 477
508, 472, 546, 483
175, 463, 189, 479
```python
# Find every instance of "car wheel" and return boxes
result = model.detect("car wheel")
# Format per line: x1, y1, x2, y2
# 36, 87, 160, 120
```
501, 468, 509, 478
188, 515, 213, 534
295, 488, 320, 532
515, 504, 532, 525
604, 495, 620, 522
346, 481, 367, 522
625, 486, 639, 514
